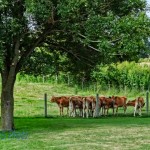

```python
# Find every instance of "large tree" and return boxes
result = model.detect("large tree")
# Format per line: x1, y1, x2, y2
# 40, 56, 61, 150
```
22, 0, 150, 79
0, 0, 149, 131
0, 0, 59, 131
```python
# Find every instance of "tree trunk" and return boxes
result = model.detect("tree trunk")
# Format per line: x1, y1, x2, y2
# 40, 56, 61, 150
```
0, 37, 20, 131
1, 73, 16, 131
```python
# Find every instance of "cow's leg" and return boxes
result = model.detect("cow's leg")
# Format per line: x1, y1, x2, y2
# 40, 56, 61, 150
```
82, 100, 85, 118
133, 110, 136, 117
62, 107, 64, 116
59, 106, 62, 116
83, 100, 86, 118
69, 101, 72, 117
111, 106, 114, 115
104, 107, 107, 116
92, 102, 94, 117
88, 109, 90, 117
115, 107, 118, 116
81, 109, 83, 117
73, 108, 76, 117
86, 108, 89, 118
67, 107, 69, 116
86, 102, 89, 118
92, 110, 94, 117
71, 103, 74, 117
103, 107, 105, 116
58, 104, 61, 116
139, 107, 142, 116
102, 106, 105, 116
99, 106, 101, 116
91, 102, 96, 117
112, 107, 115, 115
71, 104, 75, 117
79, 109, 82, 117
106, 108, 109, 116
83, 108, 85, 118
103, 106, 106, 116
124, 105, 127, 114
134, 105, 137, 117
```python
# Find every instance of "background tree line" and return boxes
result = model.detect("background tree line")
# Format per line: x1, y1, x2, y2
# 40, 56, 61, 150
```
92, 61, 150, 91
17, 60, 150, 92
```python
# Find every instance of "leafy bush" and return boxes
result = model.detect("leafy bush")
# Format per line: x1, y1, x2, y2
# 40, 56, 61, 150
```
91, 61, 150, 90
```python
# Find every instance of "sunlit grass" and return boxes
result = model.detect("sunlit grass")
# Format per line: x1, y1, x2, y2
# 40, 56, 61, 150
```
0, 82, 150, 150
0, 117, 150, 150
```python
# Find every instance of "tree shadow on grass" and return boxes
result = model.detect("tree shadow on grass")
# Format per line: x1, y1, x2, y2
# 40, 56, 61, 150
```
0, 114, 150, 140
13, 114, 150, 133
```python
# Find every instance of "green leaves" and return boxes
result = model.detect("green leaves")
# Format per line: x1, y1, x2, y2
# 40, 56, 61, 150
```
57, 0, 150, 64
0, 0, 150, 81
26, 0, 53, 24
92, 61, 150, 89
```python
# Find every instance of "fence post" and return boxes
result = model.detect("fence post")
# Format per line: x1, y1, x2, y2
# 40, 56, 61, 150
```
44, 93, 47, 118
146, 91, 149, 115
95, 93, 100, 117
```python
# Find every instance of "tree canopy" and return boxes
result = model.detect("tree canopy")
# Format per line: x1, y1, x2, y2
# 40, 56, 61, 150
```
11, 0, 150, 79
0, 0, 149, 74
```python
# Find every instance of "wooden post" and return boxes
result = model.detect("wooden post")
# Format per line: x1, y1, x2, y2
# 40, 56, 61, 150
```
146, 91, 149, 115
95, 93, 99, 117
44, 93, 47, 118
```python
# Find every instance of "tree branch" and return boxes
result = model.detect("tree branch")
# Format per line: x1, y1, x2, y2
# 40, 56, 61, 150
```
44, 43, 95, 67
78, 33, 102, 43
16, 27, 53, 73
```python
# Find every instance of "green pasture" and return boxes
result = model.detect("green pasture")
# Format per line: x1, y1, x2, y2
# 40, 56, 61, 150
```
1, 117, 150, 150
0, 82, 150, 150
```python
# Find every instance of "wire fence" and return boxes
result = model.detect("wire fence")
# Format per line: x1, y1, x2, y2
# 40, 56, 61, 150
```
0, 91, 149, 118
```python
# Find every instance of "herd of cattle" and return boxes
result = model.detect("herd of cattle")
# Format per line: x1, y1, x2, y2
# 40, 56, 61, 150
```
50, 95, 145, 118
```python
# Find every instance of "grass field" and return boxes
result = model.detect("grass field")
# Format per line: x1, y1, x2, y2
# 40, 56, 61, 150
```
1, 117, 150, 150
0, 82, 150, 150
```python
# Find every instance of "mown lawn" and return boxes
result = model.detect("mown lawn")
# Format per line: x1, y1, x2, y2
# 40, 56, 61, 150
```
0, 83, 150, 150
0, 117, 150, 150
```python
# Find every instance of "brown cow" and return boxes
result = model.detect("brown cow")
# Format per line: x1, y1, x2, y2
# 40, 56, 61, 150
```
99, 96, 107, 116
112, 96, 127, 115
83, 96, 96, 118
127, 97, 145, 116
50, 96, 69, 116
69, 96, 83, 117
101, 97, 116, 116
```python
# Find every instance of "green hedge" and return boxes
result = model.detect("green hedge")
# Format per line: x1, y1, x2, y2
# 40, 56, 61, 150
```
91, 61, 150, 90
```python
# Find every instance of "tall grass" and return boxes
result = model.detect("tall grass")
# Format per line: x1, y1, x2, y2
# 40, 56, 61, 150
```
15, 73, 148, 98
